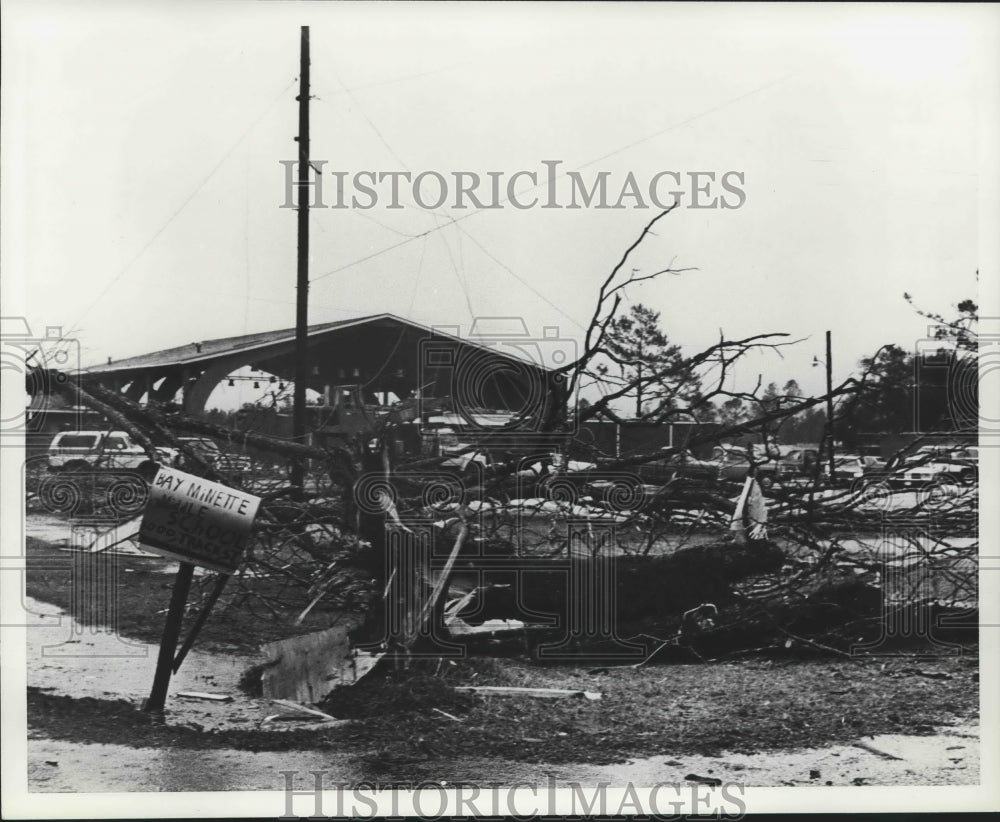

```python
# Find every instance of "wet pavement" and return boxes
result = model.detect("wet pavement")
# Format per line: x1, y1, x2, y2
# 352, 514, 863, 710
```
27, 724, 981, 792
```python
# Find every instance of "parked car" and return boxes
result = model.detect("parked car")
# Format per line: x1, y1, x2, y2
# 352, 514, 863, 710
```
816, 453, 895, 490
710, 445, 786, 488
518, 453, 598, 479
176, 436, 253, 473
637, 448, 719, 486
774, 447, 821, 481
859, 455, 891, 480
893, 445, 977, 489
951, 447, 979, 484
826, 454, 865, 485
441, 443, 492, 476
47, 430, 177, 477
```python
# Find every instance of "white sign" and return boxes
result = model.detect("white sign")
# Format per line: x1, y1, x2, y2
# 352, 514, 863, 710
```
139, 467, 261, 573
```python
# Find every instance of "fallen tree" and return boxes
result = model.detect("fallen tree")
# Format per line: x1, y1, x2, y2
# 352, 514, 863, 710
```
25, 210, 978, 681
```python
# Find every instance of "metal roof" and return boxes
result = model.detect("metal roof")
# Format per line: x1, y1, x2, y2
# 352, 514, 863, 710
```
82, 313, 554, 376
82, 314, 385, 374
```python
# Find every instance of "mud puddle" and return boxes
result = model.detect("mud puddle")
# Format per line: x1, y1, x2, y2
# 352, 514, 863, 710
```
27, 722, 979, 792
24, 596, 322, 733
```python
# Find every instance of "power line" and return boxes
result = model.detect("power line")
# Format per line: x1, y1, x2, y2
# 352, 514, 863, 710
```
453, 222, 587, 332
58, 78, 297, 347
312, 65, 478, 322
306, 71, 792, 286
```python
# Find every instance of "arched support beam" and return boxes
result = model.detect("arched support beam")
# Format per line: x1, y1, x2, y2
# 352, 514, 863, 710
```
181, 356, 253, 416
123, 374, 151, 403
152, 373, 184, 404
124, 381, 145, 403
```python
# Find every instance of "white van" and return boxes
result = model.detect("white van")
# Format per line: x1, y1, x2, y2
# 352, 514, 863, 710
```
47, 430, 178, 476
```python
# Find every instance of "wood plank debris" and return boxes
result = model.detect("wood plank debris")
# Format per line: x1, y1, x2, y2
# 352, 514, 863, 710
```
263, 714, 332, 723
431, 707, 463, 722
176, 691, 233, 702
455, 686, 602, 701
401, 523, 468, 650
685, 773, 723, 787
852, 740, 904, 761
324, 649, 384, 683
445, 617, 526, 637
269, 698, 338, 721
261, 620, 376, 703
294, 562, 340, 626
87, 516, 158, 556
443, 587, 479, 619
262, 713, 350, 727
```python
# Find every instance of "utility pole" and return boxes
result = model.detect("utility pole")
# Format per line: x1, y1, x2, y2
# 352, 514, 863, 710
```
291, 25, 310, 492
825, 329, 834, 477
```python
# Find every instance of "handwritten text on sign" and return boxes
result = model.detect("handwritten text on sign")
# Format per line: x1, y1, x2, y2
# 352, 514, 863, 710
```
139, 467, 261, 573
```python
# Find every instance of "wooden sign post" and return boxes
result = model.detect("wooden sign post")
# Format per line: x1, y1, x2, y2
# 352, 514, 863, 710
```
145, 562, 194, 714
139, 467, 260, 713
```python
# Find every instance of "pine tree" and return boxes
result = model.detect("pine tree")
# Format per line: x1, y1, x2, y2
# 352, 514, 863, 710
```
599, 303, 701, 417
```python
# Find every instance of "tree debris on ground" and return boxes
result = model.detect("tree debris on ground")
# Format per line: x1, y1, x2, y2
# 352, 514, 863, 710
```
24, 210, 978, 712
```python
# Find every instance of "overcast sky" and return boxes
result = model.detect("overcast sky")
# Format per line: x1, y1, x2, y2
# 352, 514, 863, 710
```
3, 1, 997, 408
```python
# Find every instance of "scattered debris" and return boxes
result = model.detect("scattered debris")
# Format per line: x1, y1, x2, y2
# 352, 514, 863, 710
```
729, 475, 768, 541
909, 669, 954, 681
446, 617, 526, 637
86, 516, 157, 556
455, 686, 602, 700
401, 523, 469, 651
685, 773, 723, 787
260, 620, 374, 703
269, 699, 338, 722
294, 563, 343, 625
852, 740, 903, 761
431, 707, 463, 722
681, 603, 718, 636
442, 587, 480, 620
262, 712, 346, 725
175, 691, 233, 702
328, 649, 384, 684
